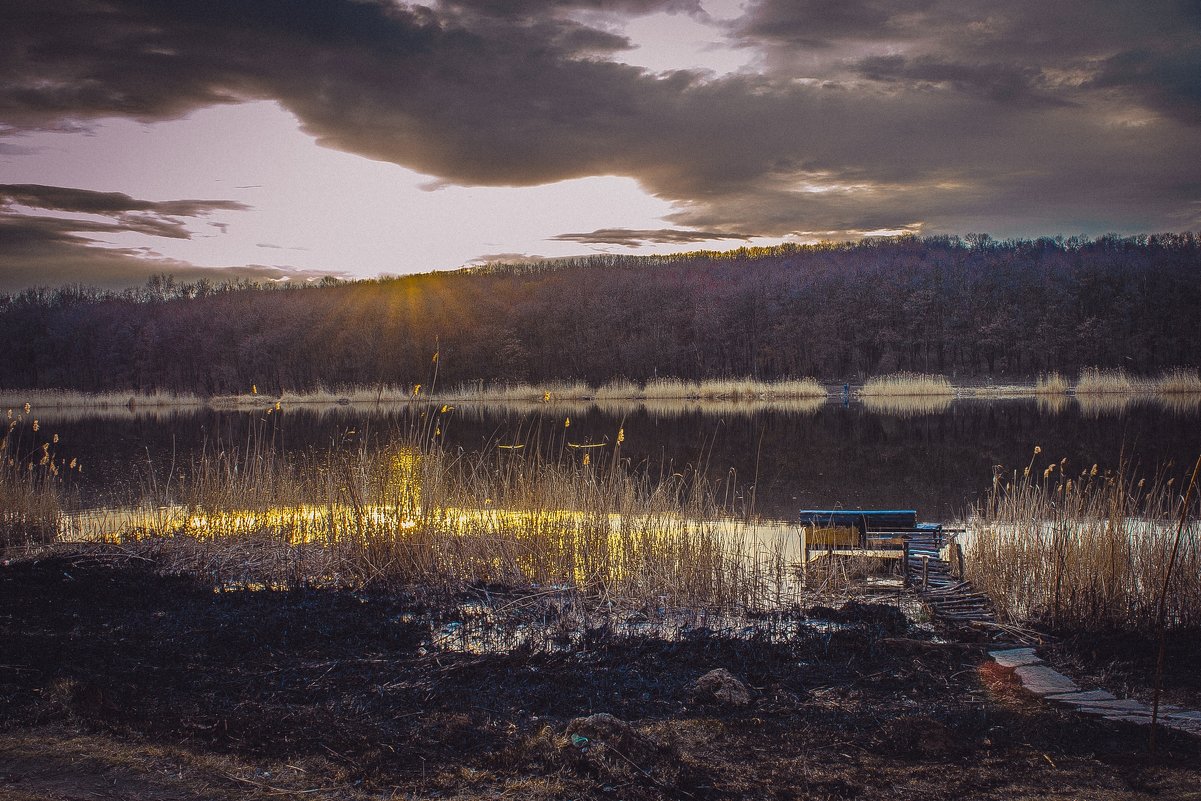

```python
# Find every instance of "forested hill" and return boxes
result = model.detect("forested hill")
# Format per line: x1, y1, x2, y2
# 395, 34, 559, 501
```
3, 234, 1199, 394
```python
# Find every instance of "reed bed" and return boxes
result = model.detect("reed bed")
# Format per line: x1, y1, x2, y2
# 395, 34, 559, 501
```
1, 389, 205, 411
1155, 368, 1201, 395
33, 422, 797, 613
1, 412, 66, 547
1035, 372, 1069, 395
857, 373, 955, 397
1074, 367, 1140, 395
966, 451, 1201, 631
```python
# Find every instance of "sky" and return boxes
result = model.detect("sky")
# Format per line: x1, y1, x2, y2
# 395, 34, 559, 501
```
2, 0, 1201, 291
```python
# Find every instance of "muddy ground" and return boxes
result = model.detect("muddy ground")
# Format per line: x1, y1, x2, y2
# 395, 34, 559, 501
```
2, 551, 1199, 800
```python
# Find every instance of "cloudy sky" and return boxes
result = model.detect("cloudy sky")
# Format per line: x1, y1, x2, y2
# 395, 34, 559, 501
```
2, 0, 1200, 290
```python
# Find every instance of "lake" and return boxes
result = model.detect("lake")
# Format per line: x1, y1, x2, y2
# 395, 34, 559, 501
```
22, 394, 1201, 523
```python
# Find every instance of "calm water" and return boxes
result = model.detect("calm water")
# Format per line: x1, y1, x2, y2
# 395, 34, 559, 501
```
25, 397, 1201, 522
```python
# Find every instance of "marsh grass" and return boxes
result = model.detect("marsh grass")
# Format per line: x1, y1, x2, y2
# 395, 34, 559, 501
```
44, 418, 797, 613
1, 389, 205, 411
1155, 368, 1201, 395
1074, 367, 1140, 395
1, 412, 68, 547
857, 373, 955, 397
966, 451, 1201, 631
1035, 372, 1069, 394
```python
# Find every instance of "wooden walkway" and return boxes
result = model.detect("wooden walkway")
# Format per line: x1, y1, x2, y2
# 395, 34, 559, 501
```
904, 529, 997, 625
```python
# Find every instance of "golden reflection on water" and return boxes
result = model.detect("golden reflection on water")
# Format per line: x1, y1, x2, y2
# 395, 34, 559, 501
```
858, 394, 953, 417
59, 501, 801, 594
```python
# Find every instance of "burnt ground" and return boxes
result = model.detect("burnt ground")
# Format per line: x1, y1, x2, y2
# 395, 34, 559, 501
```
1, 552, 1199, 801
1042, 627, 1201, 711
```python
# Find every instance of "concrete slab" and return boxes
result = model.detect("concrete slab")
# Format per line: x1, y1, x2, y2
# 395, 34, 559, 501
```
989, 648, 1041, 668
1014, 664, 1079, 696
1044, 689, 1118, 703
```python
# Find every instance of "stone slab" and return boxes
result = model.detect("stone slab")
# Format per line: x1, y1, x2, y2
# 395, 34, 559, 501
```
1014, 664, 1079, 696
1165, 710, 1201, 722
1163, 718, 1201, 734
1078, 705, 1151, 718
989, 648, 1041, 668
1063, 698, 1150, 713
1093, 713, 1153, 724
1044, 689, 1118, 703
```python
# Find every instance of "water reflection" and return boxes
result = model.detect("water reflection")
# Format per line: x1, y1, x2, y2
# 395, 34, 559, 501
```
23, 397, 1201, 520
858, 394, 953, 417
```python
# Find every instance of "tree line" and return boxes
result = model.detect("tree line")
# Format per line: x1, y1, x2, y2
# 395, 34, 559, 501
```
2, 233, 1199, 394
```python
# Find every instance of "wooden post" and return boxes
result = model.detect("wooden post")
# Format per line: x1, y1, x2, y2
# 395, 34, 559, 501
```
799, 526, 808, 586
902, 539, 911, 586
955, 542, 966, 579
921, 555, 929, 592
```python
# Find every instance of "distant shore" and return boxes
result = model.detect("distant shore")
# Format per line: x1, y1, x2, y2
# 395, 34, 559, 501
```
4, 369, 1199, 417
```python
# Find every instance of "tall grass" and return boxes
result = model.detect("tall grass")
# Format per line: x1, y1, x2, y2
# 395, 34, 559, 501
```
1034, 372, 1069, 394
0, 413, 67, 547
1074, 367, 1139, 395
1155, 368, 1201, 395
966, 451, 1201, 631
49, 421, 794, 612
858, 373, 955, 397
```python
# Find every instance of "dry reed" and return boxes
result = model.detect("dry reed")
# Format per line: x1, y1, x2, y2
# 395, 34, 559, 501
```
1155, 368, 1201, 395
46, 423, 796, 613
1034, 372, 1069, 395
1074, 367, 1139, 395
857, 373, 955, 397
0, 413, 66, 547
966, 451, 1201, 631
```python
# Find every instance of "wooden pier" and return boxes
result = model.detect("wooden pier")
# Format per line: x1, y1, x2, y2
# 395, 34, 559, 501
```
903, 526, 996, 624
798, 509, 996, 625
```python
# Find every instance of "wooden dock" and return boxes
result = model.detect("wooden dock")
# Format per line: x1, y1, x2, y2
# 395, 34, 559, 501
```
797, 509, 997, 626
904, 527, 996, 624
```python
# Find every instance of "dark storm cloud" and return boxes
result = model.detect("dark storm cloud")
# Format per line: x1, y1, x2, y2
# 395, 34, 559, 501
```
0, 184, 247, 222
1, 0, 1200, 272
441, 0, 702, 18
853, 56, 1067, 108
0, 214, 344, 292
551, 227, 751, 245
0, 183, 248, 239
1090, 47, 1201, 126
0, 184, 291, 290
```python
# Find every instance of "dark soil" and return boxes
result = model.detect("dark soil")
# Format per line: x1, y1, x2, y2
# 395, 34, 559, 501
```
2, 552, 1199, 800
1042, 627, 1201, 709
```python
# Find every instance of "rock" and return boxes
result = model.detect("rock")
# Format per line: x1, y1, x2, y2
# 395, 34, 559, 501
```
690, 668, 751, 707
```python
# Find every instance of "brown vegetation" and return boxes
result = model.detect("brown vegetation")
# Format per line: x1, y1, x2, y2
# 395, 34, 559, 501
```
966, 451, 1201, 632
